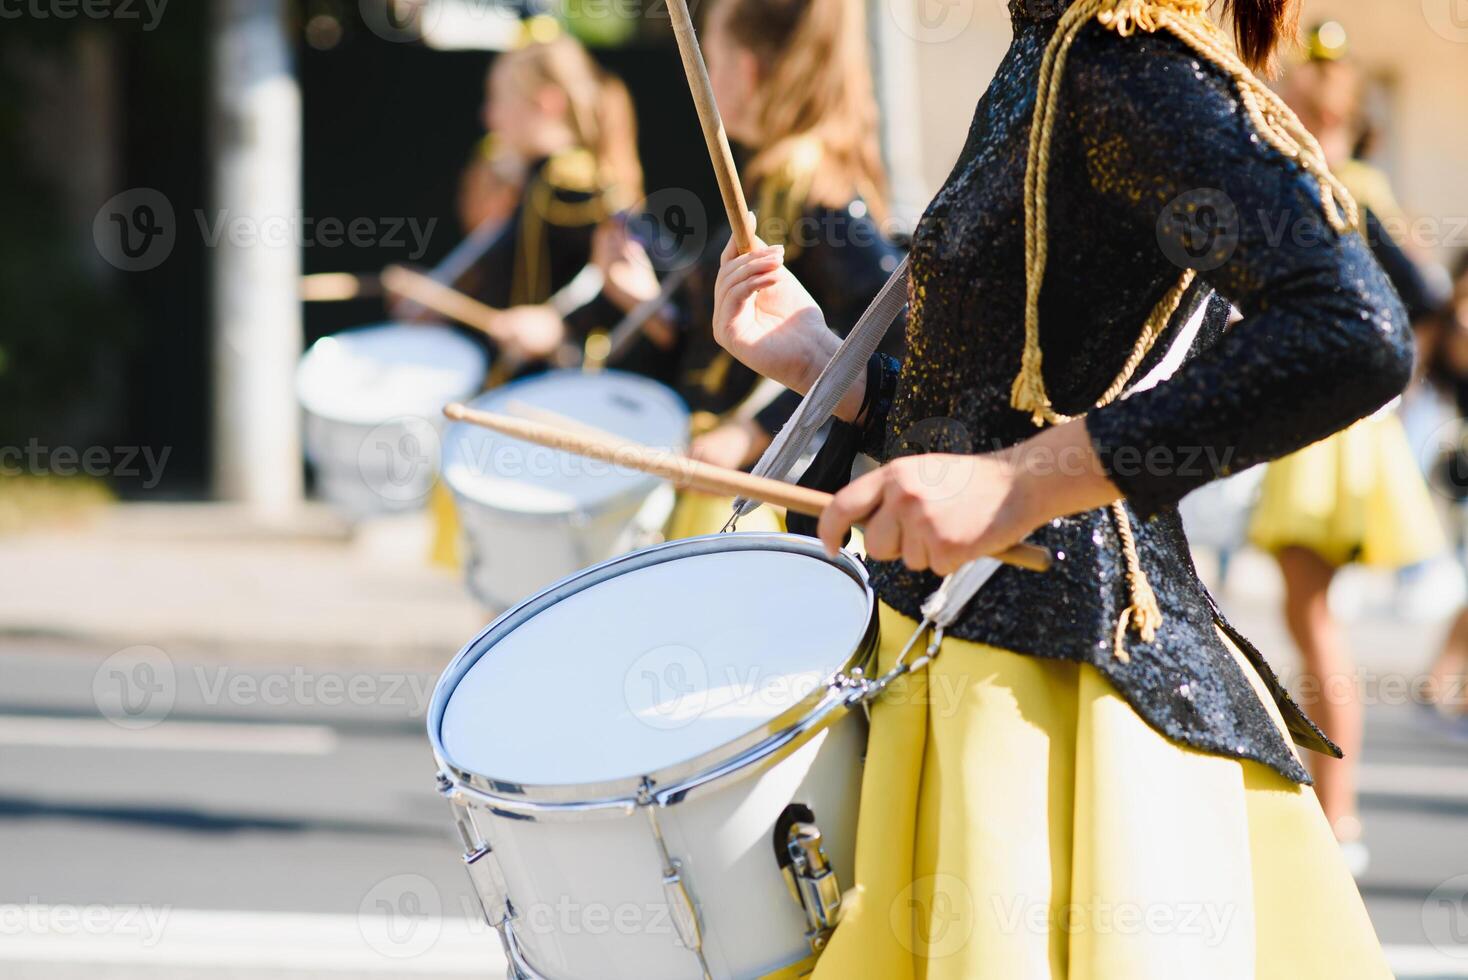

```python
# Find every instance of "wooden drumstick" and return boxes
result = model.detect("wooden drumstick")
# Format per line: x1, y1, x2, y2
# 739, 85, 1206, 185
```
380, 265, 506, 340
443, 403, 1052, 574
666, 0, 755, 255
301, 272, 382, 302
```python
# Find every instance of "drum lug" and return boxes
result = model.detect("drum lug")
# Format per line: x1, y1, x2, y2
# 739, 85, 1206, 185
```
438, 772, 513, 928
787, 822, 843, 953
661, 859, 705, 958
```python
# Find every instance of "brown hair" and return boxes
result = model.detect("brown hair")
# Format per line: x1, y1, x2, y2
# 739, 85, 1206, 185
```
1219, 0, 1301, 73
715, 0, 889, 223
494, 35, 644, 207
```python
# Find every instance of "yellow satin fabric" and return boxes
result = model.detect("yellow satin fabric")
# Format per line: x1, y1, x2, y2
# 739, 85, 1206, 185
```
1248, 412, 1444, 569
812, 602, 1390, 979
665, 491, 785, 540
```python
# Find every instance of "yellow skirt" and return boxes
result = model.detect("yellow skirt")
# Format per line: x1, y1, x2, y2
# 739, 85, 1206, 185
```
665, 491, 785, 540
813, 603, 1390, 979
1248, 412, 1443, 568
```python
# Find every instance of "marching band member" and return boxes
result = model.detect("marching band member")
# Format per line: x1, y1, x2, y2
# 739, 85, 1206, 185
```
713, 0, 1404, 974
428, 20, 644, 567
1246, 29, 1444, 875
457, 18, 644, 365
594, 0, 905, 537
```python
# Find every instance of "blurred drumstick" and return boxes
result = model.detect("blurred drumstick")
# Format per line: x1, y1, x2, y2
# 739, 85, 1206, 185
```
666, 0, 754, 255
443, 403, 1052, 574
301, 272, 382, 302
380, 265, 506, 340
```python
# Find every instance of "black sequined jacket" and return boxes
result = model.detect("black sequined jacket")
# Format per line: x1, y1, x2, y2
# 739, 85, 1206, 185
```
857, 0, 1414, 783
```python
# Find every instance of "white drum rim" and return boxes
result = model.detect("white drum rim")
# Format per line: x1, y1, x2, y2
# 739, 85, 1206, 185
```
296, 322, 488, 426
440, 368, 689, 517
428, 532, 877, 819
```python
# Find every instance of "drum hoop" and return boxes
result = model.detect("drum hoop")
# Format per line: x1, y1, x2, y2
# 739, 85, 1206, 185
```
429, 532, 878, 820
441, 368, 690, 513
296, 323, 488, 426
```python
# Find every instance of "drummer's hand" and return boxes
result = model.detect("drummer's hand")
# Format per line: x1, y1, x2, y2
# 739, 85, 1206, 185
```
712, 229, 834, 398
593, 221, 661, 313
817, 421, 1122, 574
497, 304, 567, 362
689, 419, 772, 470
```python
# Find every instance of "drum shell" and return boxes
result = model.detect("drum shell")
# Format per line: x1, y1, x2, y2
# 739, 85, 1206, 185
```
456, 711, 864, 980
302, 410, 444, 518
455, 482, 676, 612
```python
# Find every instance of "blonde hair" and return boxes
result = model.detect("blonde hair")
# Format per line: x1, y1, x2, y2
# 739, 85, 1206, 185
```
493, 34, 644, 209
716, 0, 889, 225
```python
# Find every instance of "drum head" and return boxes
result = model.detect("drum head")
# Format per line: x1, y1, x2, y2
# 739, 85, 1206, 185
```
296, 323, 487, 424
440, 369, 688, 515
437, 536, 871, 788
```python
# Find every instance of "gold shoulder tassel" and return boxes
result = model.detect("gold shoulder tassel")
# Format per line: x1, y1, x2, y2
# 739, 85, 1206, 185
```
1014, 0, 1360, 661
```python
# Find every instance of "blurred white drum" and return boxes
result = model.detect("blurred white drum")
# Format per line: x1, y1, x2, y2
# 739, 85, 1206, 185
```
441, 369, 688, 610
297, 323, 487, 517
430, 533, 876, 979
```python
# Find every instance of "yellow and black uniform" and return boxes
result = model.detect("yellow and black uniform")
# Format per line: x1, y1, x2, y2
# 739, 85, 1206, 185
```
458, 147, 627, 355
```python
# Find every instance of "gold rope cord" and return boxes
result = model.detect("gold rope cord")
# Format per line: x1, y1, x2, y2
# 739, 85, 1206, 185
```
1013, 0, 1361, 661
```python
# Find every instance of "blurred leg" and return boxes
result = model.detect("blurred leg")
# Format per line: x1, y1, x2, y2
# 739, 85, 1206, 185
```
1276, 545, 1362, 839
1425, 607, 1468, 714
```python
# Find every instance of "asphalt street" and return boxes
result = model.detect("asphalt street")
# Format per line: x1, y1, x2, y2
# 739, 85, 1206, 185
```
3, 615, 1468, 978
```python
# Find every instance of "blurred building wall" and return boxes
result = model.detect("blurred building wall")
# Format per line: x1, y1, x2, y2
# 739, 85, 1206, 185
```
875, 0, 1468, 262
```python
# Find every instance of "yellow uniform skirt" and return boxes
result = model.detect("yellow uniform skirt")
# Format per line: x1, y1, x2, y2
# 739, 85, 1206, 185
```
665, 491, 785, 540
812, 602, 1390, 979
1248, 412, 1443, 569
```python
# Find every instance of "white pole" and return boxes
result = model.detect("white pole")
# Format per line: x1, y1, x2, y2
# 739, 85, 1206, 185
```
210, 0, 303, 516
869, 0, 930, 233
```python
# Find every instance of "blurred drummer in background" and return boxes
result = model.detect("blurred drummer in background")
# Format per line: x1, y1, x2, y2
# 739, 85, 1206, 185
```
592, 0, 906, 536
1246, 24, 1445, 875
427, 18, 644, 567
453, 17, 644, 366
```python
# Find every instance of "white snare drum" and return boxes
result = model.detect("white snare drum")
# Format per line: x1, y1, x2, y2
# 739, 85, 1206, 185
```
296, 323, 487, 517
429, 533, 877, 980
441, 369, 689, 610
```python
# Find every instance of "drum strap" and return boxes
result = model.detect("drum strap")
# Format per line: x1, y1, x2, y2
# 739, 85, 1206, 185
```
728, 255, 911, 522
